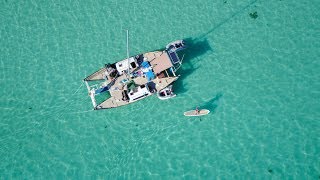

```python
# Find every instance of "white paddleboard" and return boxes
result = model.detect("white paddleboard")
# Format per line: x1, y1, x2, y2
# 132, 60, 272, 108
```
184, 109, 210, 117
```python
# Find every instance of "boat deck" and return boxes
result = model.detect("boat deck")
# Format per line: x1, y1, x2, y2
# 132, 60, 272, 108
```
98, 76, 178, 109
85, 49, 182, 110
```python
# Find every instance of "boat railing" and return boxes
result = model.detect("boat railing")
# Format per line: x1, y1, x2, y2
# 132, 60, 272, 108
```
173, 54, 184, 72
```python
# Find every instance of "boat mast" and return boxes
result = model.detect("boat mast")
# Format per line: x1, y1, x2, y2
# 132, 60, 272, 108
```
126, 30, 130, 78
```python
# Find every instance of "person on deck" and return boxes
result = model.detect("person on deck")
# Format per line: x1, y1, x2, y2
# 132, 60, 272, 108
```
195, 107, 200, 114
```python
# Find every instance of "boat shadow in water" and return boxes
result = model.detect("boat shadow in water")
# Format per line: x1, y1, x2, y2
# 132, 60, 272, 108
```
201, 93, 223, 113
183, 37, 212, 61
195, 0, 258, 41
174, 0, 259, 95
173, 38, 212, 94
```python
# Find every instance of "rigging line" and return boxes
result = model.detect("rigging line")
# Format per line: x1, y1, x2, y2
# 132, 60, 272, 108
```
65, 109, 94, 114
53, 96, 92, 120
28, 82, 89, 130
43, 95, 89, 117
26, 88, 89, 117
0, 82, 86, 113
26, 81, 86, 116
126, 30, 130, 79
0, 81, 84, 113
23, 96, 88, 119
71, 81, 85, 95
49, 81, 85, 109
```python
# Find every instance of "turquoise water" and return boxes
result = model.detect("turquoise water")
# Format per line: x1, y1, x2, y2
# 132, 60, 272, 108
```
1, 0, 319, 178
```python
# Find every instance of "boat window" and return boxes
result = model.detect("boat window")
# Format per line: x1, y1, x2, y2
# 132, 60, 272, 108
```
132, 94, 147, 101
130, 62, 137, 68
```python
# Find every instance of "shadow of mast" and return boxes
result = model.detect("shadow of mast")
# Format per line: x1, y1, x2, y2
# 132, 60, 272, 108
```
174, 0, 258, 94
196, 0, 258, 41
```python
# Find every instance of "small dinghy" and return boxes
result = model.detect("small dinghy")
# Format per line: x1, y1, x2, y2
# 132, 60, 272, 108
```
184, 109, 210, 117
166, 40, 186, 53
157, 85, 176, 100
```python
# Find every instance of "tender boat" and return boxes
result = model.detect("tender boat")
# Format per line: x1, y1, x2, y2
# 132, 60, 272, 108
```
166, 40, 186, 53
83, 31, 186, 110
157, 85, 176, 100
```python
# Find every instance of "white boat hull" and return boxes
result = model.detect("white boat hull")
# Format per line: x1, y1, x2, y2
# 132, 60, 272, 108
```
157, 85, 176, 100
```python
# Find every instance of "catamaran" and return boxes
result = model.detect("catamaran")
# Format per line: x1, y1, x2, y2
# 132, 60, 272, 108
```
83, 31, 186, 110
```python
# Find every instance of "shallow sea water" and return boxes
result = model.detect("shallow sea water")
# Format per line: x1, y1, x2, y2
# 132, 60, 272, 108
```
1, 0, 319, 179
